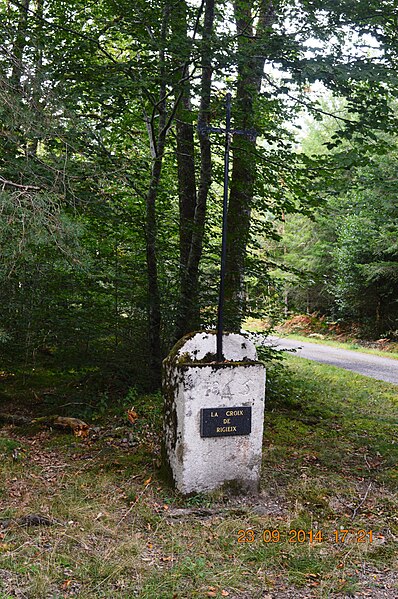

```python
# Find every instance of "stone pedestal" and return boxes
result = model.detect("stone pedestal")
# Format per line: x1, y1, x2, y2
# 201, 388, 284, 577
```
162, 332, 266, 495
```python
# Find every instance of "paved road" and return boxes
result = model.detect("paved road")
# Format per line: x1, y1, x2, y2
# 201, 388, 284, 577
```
256, 335, 398, 385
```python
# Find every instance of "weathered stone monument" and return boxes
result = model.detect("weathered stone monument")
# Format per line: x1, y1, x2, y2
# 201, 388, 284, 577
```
162, 95, 266, 495
162, 331, 266, 495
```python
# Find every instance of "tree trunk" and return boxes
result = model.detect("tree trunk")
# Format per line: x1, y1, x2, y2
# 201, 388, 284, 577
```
177, 96, 197, 272
173, 2, 197, 273
10, 0, 30, 91
224, 0, 275, 331
175, 0, 214, 339
144, 2, 171, 388
28, 0, 44, 157
146, 150, 164, 388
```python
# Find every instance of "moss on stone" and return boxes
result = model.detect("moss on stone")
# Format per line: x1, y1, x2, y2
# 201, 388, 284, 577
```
163, 330, 211, 364
178, 360, 260, 370
221, 477, 260, 496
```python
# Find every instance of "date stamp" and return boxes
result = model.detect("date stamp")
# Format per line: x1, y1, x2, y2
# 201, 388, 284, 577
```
237, 529, 373, 544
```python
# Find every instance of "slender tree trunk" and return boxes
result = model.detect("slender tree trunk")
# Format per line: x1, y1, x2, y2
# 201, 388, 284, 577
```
375, 296, 382, 336
224, 0, 275, 331
28, 0, 44, 157
146, 150, 164, 388
10, 0, 29, 91
177, 96, 197, 271
282, 212, 288, 317
145, 0, 209, 380
145, 2, 171, 388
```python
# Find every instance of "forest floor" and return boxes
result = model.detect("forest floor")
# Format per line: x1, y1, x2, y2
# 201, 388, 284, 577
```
0, 356, 397, 598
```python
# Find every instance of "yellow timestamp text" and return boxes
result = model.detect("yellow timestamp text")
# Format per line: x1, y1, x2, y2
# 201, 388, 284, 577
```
237, 529, 373, 544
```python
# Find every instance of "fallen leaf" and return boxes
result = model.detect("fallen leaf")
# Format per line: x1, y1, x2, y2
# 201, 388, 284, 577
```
75, 427, 90, 438
62, 579, 72, 590
144, 476, 152, 486
127, 407, 139, 424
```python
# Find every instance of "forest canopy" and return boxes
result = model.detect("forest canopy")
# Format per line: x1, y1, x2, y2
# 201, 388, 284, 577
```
1, 0, 398, 389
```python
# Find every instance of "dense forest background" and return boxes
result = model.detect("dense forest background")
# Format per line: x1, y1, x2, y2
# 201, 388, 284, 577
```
1, 0, 398, 392
276, 106, 398, 339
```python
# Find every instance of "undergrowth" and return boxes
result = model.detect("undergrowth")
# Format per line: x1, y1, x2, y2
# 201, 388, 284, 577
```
0, 357, 397, 597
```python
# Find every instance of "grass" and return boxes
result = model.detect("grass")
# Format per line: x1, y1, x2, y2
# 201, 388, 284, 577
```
0, 358, 397, 597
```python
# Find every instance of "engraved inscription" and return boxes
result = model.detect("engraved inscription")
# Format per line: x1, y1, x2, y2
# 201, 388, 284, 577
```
200, 407, 251, 437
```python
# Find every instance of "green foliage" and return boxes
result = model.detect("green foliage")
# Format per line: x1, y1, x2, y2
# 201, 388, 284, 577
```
0, 438, 21, 455
1, 0, 398, 388
274, 99, 398, 337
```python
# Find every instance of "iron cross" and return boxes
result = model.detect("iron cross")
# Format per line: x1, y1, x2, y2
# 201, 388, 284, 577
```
198, 92, 256, 361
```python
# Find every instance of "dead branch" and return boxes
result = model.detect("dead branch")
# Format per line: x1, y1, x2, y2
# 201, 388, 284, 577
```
0, 514, 58, 529
351, 482, 373, 519
0, 413, 90, 436
0, 176, 41, 191
0, 413, 31, 426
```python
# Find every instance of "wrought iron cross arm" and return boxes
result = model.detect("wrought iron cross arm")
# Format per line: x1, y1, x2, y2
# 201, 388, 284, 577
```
197, 124, 257, 140
197, 124, 225, 135
233, 128, 257, 141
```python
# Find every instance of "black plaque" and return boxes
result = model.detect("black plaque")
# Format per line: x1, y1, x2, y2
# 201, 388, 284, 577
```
200, 406, 252, 438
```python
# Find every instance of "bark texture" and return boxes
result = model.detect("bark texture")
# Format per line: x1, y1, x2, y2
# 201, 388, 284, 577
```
224, 0, 275, 331
145, 2, 171, 388
175, 0, 215, 340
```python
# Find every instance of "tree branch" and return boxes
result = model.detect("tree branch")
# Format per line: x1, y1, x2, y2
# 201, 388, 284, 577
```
0, 176, 41, 191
